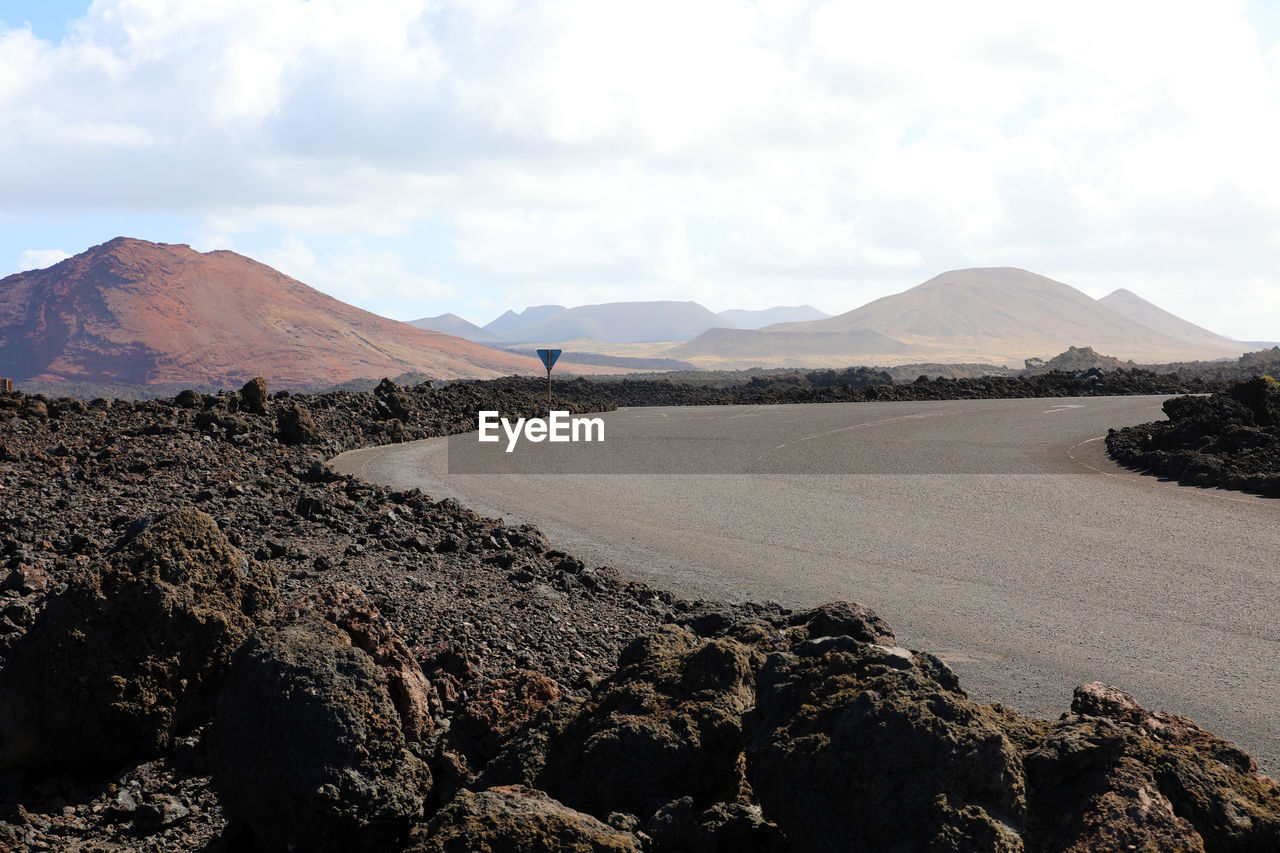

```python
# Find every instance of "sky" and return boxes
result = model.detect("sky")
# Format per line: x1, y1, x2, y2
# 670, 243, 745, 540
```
2, 1, 1280, 340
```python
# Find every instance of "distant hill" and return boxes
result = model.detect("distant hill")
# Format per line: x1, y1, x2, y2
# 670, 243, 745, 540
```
408, 313, 498, 342
487, 300, 733, 343
483, 305, 566, 335
718, 305, 829, 329
762, 268, 1247, 366
1024, 345, 1134, 373
669, 327, 912, 369
0, 237, 550, 387
1097, 288, 1242, 349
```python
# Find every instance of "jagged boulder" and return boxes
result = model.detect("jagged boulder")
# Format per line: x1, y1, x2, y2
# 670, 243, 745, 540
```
1024, 683, 1280, 852
239, 376, 269, 414
18, 397, 46, 421
300, 585, 438, 743
209, 616, 431, 853
746, 637, 1028, 852
431, 669, 565, 809
276, 402, 319, 444
642, 797, 783, 853
482, 624, 760, 819
1227, 376, 1280, 426
452, 669, 564, 758
174, 388, 203, 409
408, 786, 641, 853
0, 507, 276, 772
788, 599, 897, 646
1025, 721, 1204, 852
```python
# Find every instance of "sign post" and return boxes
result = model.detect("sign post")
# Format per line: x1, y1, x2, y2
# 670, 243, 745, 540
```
536, 348, 561, 410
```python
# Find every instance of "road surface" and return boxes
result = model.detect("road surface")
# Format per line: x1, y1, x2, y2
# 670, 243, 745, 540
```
332, 396, 1280, 774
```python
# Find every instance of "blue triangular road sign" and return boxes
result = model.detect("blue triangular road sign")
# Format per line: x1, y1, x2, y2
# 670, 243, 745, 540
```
537, 348, 562, 370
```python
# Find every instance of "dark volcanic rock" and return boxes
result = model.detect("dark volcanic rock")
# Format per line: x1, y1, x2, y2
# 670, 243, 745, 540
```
0, 564, 47, 595
0, 507, 277, 771
747, 636, 1027, 853
452, 669, 563, 757
276, 401, 318, 444
302, 584, 438, 743
477, 602, 1280, 851
239, 376, 269, 414
643, 797, 782, 853
791, 598, 896, 646
410, 785, 641, 853
1030, 683, 1280, 852
1108, 378, 1280, 497
376, 378, 416, 423
174, 388, 203, 409
209, 616, 430, 853
1025, 721, 1204, 852
431, 668, 566, 808
482, 625, 760, 819
18, 397, 47, 421
1071, 681, 1220, 749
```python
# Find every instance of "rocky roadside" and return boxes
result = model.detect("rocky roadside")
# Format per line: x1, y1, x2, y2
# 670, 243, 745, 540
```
0, 377, 1276, 851
1107, 377, 1280, 497
536, 364, 1217, 409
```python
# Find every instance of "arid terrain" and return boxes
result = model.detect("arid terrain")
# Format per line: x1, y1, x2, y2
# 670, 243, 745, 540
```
0, 372, 1277, 851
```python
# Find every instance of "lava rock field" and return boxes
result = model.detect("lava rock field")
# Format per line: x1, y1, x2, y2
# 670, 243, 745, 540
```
0, 374, 1276, 851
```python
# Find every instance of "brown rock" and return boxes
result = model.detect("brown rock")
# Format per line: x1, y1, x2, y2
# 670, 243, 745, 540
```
482, 625, 759, 819
0, 564, 48, 595
747, 637, 1027, 853
433, 670, 565, 807
408, 786, 640, 853
643, 797, 782, 853
18, 398, 46, 421
239, 377, 269, 414
417, 642, 482, 707
276, 402, 318, 444
302, 585, 437, 742
174, 388, 203, 408
0, 507, 277, 772
1026, 722, 1205, 852
1033, 688, 1280, 851
210, 616, 430, 853
1071, 682, 1216, 749
791, 599, 897, 646
453, 670, 563, 753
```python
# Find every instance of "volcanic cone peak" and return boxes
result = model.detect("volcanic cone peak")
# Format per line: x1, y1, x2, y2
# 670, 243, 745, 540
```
0, 237, 542, 387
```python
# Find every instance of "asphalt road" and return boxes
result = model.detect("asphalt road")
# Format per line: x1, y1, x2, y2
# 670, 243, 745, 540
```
332, 396, 1280, 775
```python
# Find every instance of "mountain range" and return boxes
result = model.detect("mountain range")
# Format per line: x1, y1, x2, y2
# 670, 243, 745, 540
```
0, 238, 560, 387
410, 303, 833, 343
414, 271, 1249, 369
699, 267, 1245, 368
1, 239, 1261, 386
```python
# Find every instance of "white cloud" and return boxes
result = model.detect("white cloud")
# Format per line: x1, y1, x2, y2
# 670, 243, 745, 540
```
1, 0, 1279, 338
257, 234, 456, 321
16, 249, 71, 272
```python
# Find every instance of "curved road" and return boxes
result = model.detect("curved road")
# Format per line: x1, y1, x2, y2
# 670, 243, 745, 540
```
332, 396, 1280, 774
